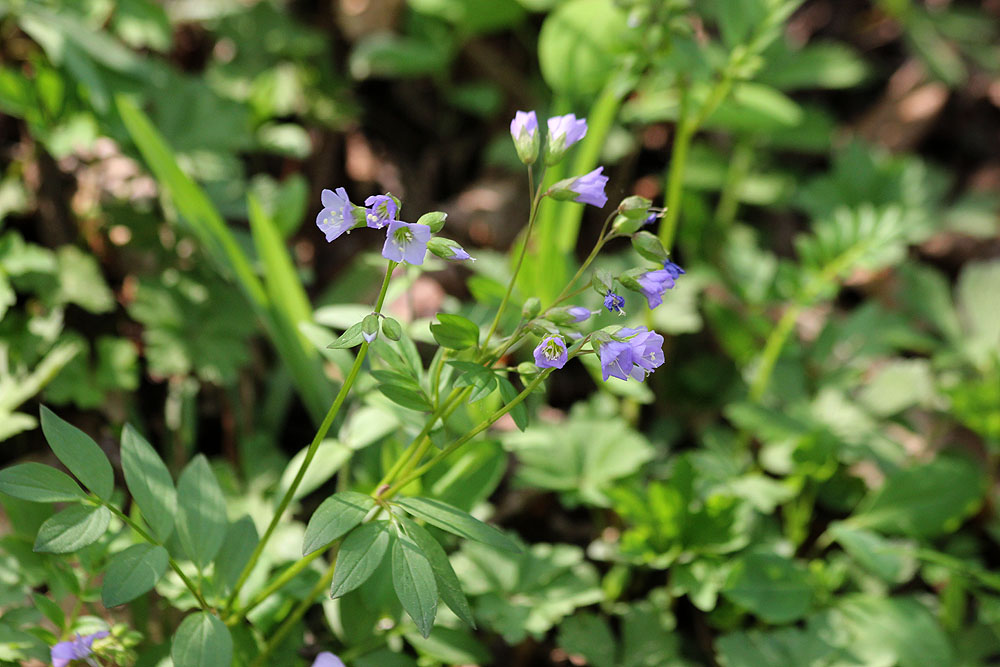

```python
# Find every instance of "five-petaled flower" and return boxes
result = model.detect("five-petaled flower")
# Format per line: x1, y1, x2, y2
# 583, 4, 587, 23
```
51, 631, 109, 667
604, 290, 625, 316
568, 167, 608, 208
382, 219, 431, 265
599, 340, 633, 381
364, 194, 397, 229
636, 268, 675, 309
316, 188, 356, 242
534, 335, 568, 369
312, 652, 346, 667
546, 113, 588, 164
619, 326, 665, 381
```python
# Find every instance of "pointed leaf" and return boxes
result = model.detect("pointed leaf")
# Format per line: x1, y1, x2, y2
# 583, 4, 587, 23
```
399, 516, 475, 628
430, 314, 480, 350
497, 377, 527, 431
215, 516, 259, 592
330, 522, 391, 599
0, 463, 86, 503
34, 504, 111, 553
101, 544, 169, 607
175, 455, 227, 569
395, 497, 519, 552
39, 406, 113, 500
171, 612, 232, 667
392, 533, 438, 638
121, 424, 176, 541
303, 492, 376, 556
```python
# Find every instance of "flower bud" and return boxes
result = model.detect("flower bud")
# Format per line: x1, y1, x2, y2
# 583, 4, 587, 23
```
618, 195, 652, 219
381, 317, 402, 341
510, 110, 540, 165
617, 268, 645, 292
362, 313, 380, 343
427, 236, 474, 261
592, 269, 614, 295
611, 214, 644, 236
632, 231, 668, 263
522, 297, 542, 319
545, 113, 587, 166
417, 211, 448, 233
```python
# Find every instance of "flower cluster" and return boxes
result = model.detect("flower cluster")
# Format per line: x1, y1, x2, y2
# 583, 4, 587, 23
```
316, 190, 472, 266
598, 327, 665, 382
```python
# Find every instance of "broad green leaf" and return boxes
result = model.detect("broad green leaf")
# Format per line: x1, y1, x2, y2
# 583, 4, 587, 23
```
375, 375, 434, 412
828, 523, 916, 584
101, 544, 169, 607
171, 612, 232, 667
0, 463, 86, 503
851, 457, 986, 538
449, 362, 498, 402
717, 626, 837, 667
120, 424, 176, 542
392, 534, 438, 638
858, 359, 935, 416
400, 517, 475, 628
330, 522, 392, 598
497, 377, 527, 431
395, 497, 519, 552
214, 516, 259, 592
557, 612, 616, 667
303, 492, 376, 556
405, 626, 490, 665
538, 0, 626, 96
723, 553, 813, 624
957, 259, 1000, 362
34, 505, 110, 553
175, 455, 227, 569
430, 314, 480, 350
32, 592, 65, 629
39, 406, 113, 500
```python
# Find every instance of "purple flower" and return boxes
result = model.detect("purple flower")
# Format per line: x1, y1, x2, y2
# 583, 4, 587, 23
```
569, 167, 608, 208
428, 237, 475, 262
618, 327, 665, 381
644, 212, 659, 226
568, 306, 592, 323
599, 341, 633, 381
636, 269, 675, 309
312, 652, 346, 667
51, 631, 109, 667
316, 188, 356, 242
662, 259, 685, 281
510, 110, 540, 165
364, 194, 397, 229
382, 219, 431, 265
534, 335, 568, 369
547, 114, 587, 152
604, 290, 625, 316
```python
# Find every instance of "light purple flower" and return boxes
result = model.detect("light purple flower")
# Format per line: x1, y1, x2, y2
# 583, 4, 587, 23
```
382, 219, 431, 265
569, 167, 608, 208
662, 259, 685, 281
604, 290, 625, 316
547, 113, 587, 152
511, 110, 540, 165
364, 194, 397, 229
568, 306, 592, 323
51, 631, 109, 667
316, 187, 355, 242
312, 652, 346, 667
618, 327, 665, 381
534, 335, 568, 369
600, 341, 633, 381
636, 269, 675, 309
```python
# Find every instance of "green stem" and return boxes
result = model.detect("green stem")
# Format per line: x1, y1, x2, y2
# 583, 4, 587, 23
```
388, 386, 474, 488
103, 503, 209, 610
227, 549, 324, 624
550, 210, 618, 307
225, 261, 396, 613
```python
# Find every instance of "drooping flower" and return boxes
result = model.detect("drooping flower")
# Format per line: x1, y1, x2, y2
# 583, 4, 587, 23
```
316, 188, 356, 242
534, 335, 568, 369
312, 652, 346, 667
567, 306, 592, 323
364, 194, 397, 229
546, 113, 587, 164
428, 236, 475, 262
599, 340, 633, 381
662, 259, 685, 281
51, 631, 109, 667
618, 327, 665, 381
603, 290, 625, 316
644, 212, 659, 226
569, 167, 608, 208
636, 268, 675, 309
510, 110, 540, 165
382, 219, 431, 265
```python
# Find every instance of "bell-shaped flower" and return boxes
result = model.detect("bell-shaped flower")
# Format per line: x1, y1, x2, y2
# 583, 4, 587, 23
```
534, 335, 568, 369
599, 340, 633, 381
510, 110, 540, 165
382, 219, 431, 265
364, 194, 398, 229
546, 113, 587, 165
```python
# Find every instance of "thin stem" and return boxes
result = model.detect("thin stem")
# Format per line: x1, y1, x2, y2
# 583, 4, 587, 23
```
227, 549, 324, 624
388, 386, 474, 487
376, 386, 464, 490
225, 261, 396, 612
103, 503, 209, 610
550, 210, 618, 307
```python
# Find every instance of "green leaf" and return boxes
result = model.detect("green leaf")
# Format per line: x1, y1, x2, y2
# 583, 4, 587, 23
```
395, 497, 519, 552
392, 533, 439, 638
828, 523, 916, 584
33, 504, 110, 553
717, 626, 837, 667
557, 612, 616, 667
0, 463, 86, 503
449, 362, 498, 402
405, 626, 490, 665
857, 359, 935, 416
957, 259, 1000, 362
376, 380, 434, 412
120, 424, 176, 542
538, 0, 626, 96
171, 612, 232, 667
497, 377, 528, 431
328, 322, 365, 349
214, 516, 259, 592
722, 552, 814, 624
175, 455, 227, 569
851, 457, 986, 538
330, 522, 392, 598
302, 492, 376, 556
430, 314, 480, 350
39, 406, 114, 500
101, 544, 169, 607
399, 517, 475, 628
32, 592, 65, 629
